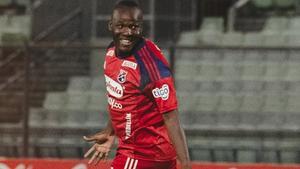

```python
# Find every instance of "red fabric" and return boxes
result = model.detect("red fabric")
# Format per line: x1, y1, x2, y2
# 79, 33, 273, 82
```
111, 153, 176, 169
1, 159, 300, 169
103, 38, 177, 161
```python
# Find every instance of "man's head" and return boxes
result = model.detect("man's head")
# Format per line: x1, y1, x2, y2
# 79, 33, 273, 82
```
108, 0, 143, 55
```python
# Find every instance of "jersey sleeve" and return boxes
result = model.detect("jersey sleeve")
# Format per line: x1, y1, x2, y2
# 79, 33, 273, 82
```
142, 40, 178, 114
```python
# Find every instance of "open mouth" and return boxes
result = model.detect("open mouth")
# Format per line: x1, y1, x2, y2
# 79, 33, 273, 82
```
120, 39, 133, 46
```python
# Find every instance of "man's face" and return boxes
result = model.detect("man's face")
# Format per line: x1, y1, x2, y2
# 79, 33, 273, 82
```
109, 7, 143, 54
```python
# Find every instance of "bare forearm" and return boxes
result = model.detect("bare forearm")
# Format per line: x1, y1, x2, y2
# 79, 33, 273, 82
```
163, 110, 191, 167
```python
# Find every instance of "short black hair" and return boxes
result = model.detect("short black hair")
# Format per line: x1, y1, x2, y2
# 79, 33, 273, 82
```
114, 0, 141, 10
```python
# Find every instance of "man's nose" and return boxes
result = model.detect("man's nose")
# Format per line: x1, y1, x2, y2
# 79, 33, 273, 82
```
123, 27, 133, 35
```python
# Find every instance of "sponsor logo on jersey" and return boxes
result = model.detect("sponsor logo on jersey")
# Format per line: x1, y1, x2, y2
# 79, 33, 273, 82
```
108, 97, 122, 109
106, 50, 114, 57
122, 60, 137, 70
105, 75, 123, 98
125, 113, 131, 139
152, 84, 170, 100
117, 69, 128, 83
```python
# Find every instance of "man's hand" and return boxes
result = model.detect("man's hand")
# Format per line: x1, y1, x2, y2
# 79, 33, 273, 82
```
83, 131, 115, 165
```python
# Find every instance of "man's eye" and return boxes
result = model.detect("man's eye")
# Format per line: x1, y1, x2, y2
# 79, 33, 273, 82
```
116, 25, 123, 29
130, 25, 139, 29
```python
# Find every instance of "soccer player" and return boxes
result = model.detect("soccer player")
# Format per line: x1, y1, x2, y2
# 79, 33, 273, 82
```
83, 0, 191, 169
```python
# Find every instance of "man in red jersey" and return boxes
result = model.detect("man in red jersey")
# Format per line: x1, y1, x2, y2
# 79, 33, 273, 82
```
83, 1, 191, 169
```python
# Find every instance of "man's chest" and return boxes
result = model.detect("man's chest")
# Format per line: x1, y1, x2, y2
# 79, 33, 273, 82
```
104, 56, 141, 98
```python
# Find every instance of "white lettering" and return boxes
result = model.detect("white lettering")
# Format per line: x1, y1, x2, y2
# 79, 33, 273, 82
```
105, 75, 123, 98
152, 84, 170, 100
122, 60, 137, 70
125, 113, 131, 139
108, 97, 123, 109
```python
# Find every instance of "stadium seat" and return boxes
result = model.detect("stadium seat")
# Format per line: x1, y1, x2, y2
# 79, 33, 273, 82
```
197, 30, 223, 46
282, 113, 300, 130
175, 79, 200, 92
178, 93, 199, 113
0, 0, 11, 6
177, 31, 199, 46
285, 62, 300, 81
287, 81, 300, 93
264, 62, 287, 81
65, 92, 89, 111
199, 49, 222, 62
222, 49, 244, 63
241, 80, 264, 93
286, 33, 300, 47
241, 62, 265, 80
90, 77, 105, 91
67, 76, 91, 93
216, 95, 242, 127
86, 91, 107, 112
43, 92, 67, 110
175, 62, 199, 79
29, 108, 45, 127
221, 32, 244, 47
212, 138, 236, 162
200, 17, 224, 32
274, 0, 296, 8
197, 62, 221, 80
288, 17, 300, 32
195, 94, 220, 112
219, 63, 242, 81
243, 33, 264, 47
262, 32, 287, 47
217, 94, 242, 113
199, 81, 220, 93
263, 17, 289, 32
239, 94, 263, 113
279, 138, 300, 163
252, 0, 273, 8
285, 95, 300, 113
220, 81, 242, 93
236, 139, 259, 163
264, 81, 287, 94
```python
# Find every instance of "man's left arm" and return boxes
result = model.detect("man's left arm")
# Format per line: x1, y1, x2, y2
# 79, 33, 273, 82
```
163, 109, 192, 169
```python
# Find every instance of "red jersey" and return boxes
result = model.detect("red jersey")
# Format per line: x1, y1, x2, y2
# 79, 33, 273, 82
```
103, 38, 178, 161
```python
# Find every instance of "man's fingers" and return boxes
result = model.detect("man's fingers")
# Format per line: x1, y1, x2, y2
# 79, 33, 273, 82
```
83, 135, 96, 142
88, 151, 99, 164
84, 145, 95, 158
94, 152, 104, 165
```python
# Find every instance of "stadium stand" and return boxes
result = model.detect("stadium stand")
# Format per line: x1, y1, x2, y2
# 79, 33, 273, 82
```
0, 0, 299, 165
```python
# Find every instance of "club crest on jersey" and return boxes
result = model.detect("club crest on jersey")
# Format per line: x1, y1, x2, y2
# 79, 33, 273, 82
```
122, 60, 137, 70
152, 84, 170, 100
117, 69, 128, 83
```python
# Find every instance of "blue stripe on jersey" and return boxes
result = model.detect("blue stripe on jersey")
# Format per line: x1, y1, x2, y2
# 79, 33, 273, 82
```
146, 47, 172, 78
133, 53, 151, 90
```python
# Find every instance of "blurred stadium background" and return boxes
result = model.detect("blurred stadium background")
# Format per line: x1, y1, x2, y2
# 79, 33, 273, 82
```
0, 0, 300, 167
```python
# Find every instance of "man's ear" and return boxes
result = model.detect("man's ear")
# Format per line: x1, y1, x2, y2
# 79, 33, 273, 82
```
108, 21, 112, 31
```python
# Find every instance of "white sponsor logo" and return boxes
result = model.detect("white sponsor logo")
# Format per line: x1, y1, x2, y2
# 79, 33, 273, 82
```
106, 50, 114, 57
122, 60, 137, 70
108, 97, 122, 109
125, 113, 131, 139
105, 75, 123, 98
152, 84, 170, 100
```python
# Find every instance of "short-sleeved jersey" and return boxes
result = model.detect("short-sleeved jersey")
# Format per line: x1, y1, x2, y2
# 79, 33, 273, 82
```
103, 38, 178, 161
